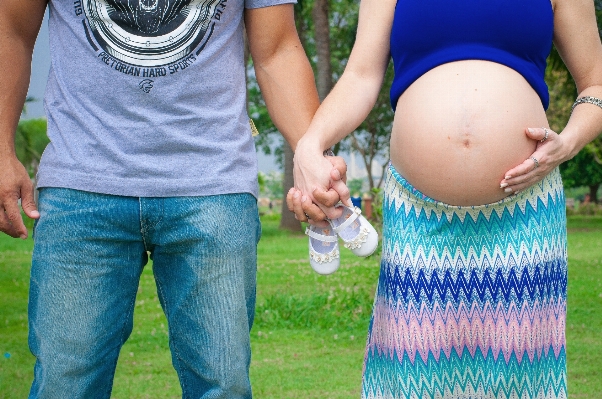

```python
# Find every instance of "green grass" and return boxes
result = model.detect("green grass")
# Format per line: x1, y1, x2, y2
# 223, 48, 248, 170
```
0, 215, 600, 398
565, 216, 602, 398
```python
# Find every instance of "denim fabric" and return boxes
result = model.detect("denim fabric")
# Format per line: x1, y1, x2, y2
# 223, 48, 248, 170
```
28, 188, 261, 399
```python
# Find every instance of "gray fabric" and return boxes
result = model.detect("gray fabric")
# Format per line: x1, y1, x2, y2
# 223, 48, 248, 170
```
37, 0, 295, 198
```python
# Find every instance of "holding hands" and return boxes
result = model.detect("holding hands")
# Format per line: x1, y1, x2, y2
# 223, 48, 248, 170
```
288, 138, 351, 224
288, 138, 379, 275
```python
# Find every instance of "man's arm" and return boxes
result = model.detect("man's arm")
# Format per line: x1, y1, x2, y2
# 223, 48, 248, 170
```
244, 4, 318, 150
0, 0, 47, 238
245, 4, 349, 219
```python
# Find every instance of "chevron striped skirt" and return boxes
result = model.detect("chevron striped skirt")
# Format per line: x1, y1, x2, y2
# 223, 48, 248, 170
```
361, 164, 568, 399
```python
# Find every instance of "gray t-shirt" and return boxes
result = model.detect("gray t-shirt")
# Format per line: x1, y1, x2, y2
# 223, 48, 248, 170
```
37, 0, 294, 198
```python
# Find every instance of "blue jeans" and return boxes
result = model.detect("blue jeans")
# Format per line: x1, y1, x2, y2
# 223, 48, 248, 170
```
28, 188, 261, 399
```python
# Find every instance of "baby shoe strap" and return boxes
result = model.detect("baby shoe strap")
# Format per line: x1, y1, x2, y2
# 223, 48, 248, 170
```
305, 227, 338, 242
331, 207, 361, 235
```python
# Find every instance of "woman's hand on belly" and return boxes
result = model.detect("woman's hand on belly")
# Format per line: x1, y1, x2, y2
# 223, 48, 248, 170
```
391, 61, 550, 206
500, 127, 571, 194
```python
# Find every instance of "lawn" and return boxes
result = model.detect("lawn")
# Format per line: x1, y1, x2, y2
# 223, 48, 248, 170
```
0, 214, 600, 398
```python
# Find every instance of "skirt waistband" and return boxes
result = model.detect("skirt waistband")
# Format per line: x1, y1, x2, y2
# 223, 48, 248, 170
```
384, 162, 564, 220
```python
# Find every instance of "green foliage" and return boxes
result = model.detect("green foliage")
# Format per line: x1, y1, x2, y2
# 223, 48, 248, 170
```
560, 150, 602, 189
566, 202, 602, 216
369, 187, 384, 227
257, 171, 266, 191
14, 118, 49, 179
347, 178, 364, 196
258, 171, 284, 199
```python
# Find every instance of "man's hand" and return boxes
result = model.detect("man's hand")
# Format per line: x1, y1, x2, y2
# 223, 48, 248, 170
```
0, 156, 39, 239
288, 153, 351, 224
315, 154, 349, 203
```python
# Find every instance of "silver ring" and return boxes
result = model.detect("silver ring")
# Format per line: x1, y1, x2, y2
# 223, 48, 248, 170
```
304, 212, 311, 219
541, 127, 549, 143
530, 156, 539, 169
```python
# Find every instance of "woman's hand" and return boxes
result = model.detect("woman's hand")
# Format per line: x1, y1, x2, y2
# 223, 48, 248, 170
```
290, 139, 351, 223
286, 159, 348, 226
500, 127, 570, 194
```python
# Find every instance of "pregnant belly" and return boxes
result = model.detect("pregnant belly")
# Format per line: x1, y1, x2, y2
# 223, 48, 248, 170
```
391, 60, 549, 206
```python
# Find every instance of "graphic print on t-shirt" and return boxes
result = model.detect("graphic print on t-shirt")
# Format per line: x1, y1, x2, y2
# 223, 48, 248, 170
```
79, 0, 224, 89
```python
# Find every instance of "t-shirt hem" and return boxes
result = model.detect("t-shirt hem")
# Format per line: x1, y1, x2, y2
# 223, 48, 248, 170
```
245, 0, 297, 9
36, 169, 260, 199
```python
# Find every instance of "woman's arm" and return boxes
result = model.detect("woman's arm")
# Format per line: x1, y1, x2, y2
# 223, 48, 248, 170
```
502, 0, 602, 192
292, 0, 397, 216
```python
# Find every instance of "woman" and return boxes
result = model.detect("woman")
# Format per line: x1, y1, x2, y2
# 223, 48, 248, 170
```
291, 0, 602, 397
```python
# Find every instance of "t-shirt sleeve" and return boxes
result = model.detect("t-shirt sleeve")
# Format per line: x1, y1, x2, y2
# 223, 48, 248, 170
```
244, 0, 297, 10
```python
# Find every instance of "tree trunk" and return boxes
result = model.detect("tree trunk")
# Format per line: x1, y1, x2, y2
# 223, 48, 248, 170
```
589, 183, 600, 203
279, 142, 301, 231
312, 0, 332, 101
350, 132, 377, 194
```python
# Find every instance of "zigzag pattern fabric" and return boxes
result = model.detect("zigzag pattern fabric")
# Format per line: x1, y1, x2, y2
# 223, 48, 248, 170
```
361, 164, 567, 399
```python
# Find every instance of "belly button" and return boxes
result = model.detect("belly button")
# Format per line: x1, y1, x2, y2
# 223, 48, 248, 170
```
463, 139, 471, 148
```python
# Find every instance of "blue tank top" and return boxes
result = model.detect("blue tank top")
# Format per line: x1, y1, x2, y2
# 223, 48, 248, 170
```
389, 0, 554, 110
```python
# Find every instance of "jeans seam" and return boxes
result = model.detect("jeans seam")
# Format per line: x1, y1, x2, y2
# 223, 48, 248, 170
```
154, 274, 189, 395
139, 199, 149, 252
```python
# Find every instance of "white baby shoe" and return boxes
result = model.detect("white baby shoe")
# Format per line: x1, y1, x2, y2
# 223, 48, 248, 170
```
329, 205, 378, 257
306, 224, 340, 275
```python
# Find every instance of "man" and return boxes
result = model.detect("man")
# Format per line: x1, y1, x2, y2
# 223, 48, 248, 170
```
0, 0, 347, 396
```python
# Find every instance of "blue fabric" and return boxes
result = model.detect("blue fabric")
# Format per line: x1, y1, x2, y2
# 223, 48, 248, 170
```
28, 188, 261, 398
389, 0, 554, 110
361, 165, 567, 398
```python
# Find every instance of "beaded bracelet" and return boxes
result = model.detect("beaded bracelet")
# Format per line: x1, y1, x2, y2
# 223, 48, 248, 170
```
571, 96, 602, 114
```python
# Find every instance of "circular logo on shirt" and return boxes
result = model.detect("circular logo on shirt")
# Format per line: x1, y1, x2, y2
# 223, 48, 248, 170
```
84, 0, 220, 67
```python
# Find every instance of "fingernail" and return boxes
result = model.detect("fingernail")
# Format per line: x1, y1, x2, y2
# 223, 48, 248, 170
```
500, 183, 508, 188
505, 175, 512, 180
528, 128, 534, 133
20, 234, 27, 240
293, 192, 300, 199
504, 188, 513, 193
301, 195, 307, 202
333, 169, 341, 179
